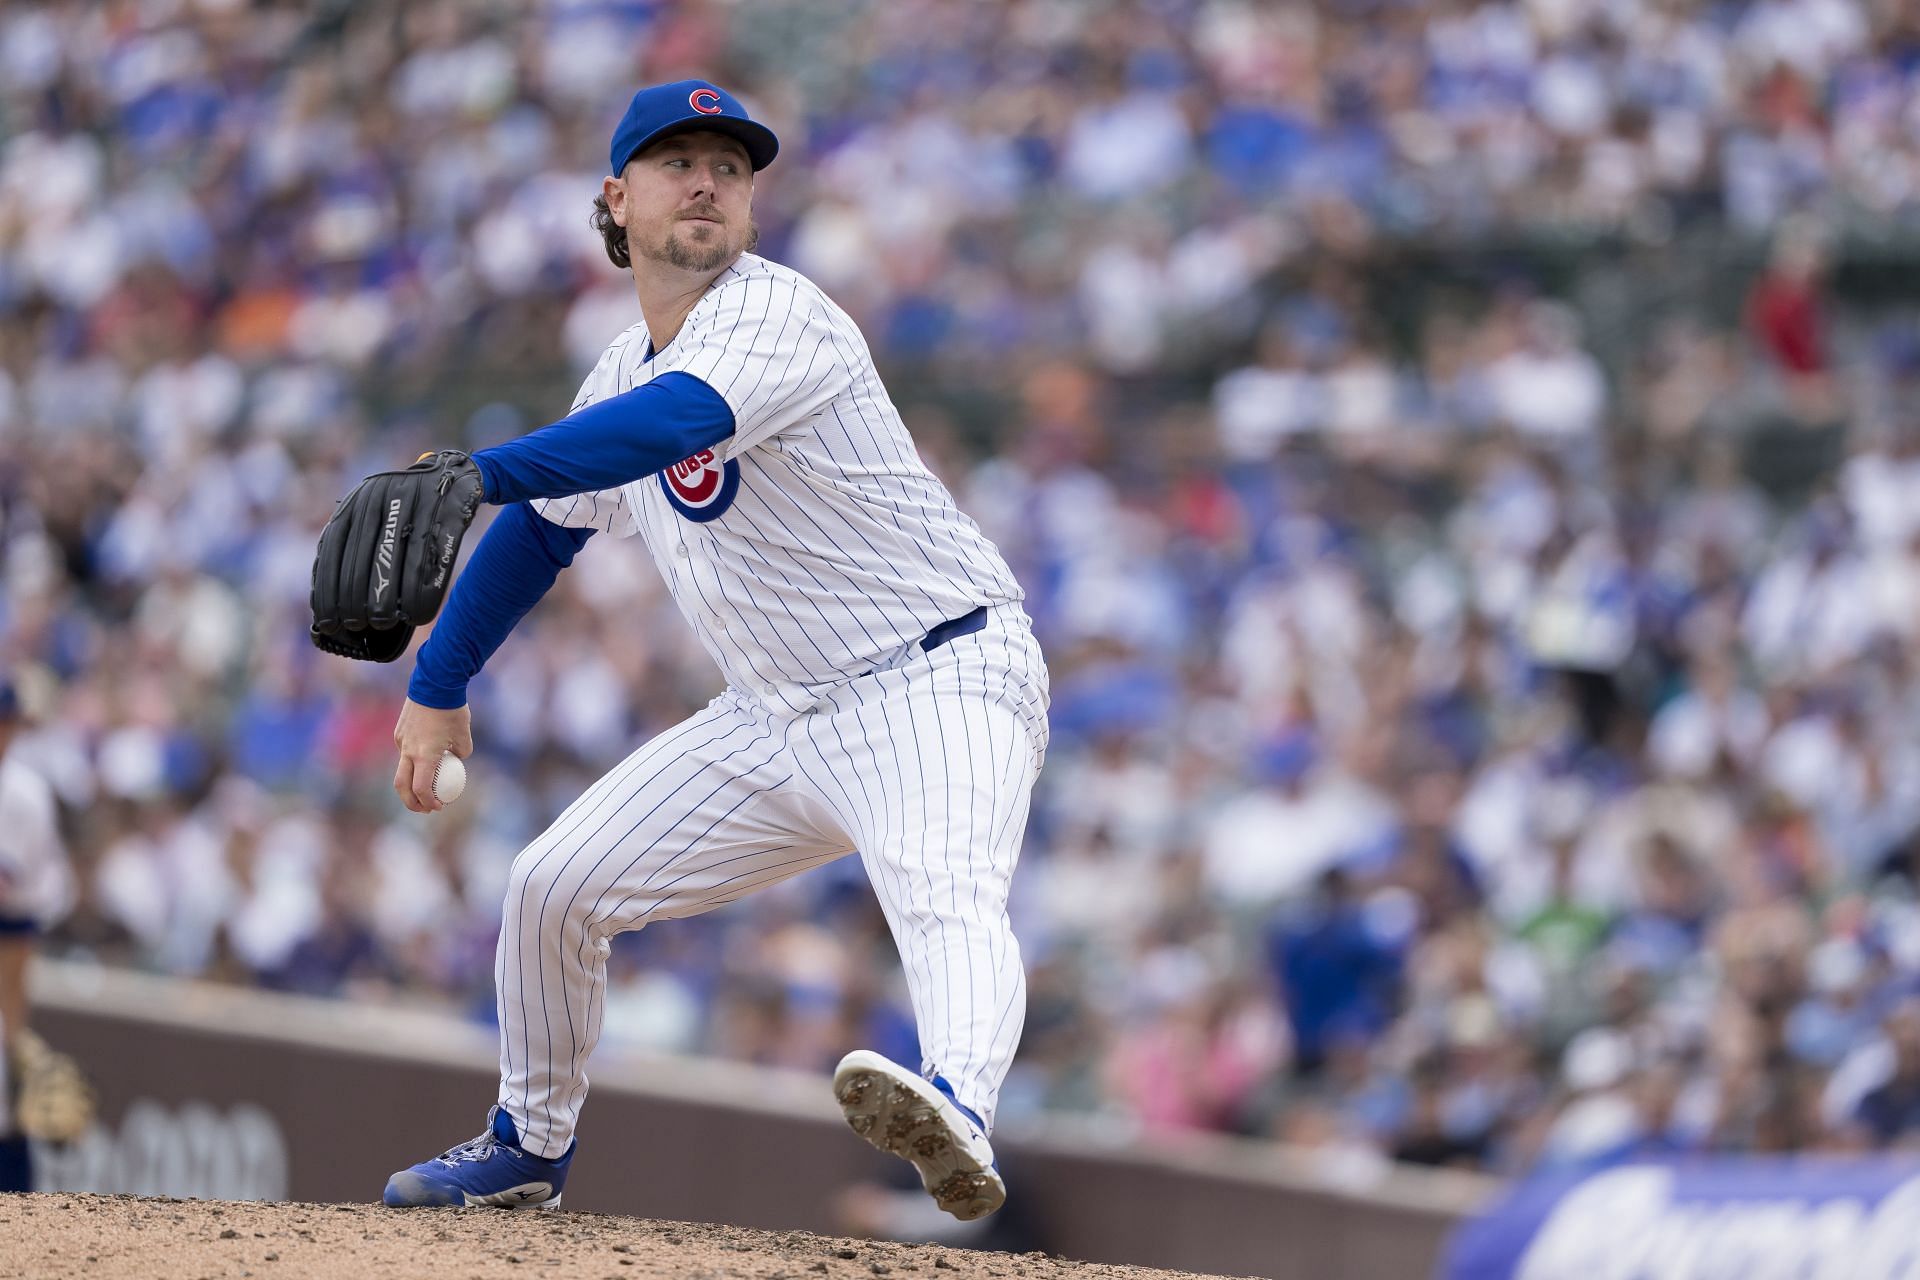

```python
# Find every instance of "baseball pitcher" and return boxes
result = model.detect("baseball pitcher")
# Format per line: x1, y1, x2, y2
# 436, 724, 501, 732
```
310, 80, 1047, 1220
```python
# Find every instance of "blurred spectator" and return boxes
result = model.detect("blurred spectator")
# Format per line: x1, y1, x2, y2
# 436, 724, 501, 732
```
1485, 304, 1608, 444
1745, 222, 1838, 422
1269, 869, 1403, 1075
1852, 998, 1920, 1147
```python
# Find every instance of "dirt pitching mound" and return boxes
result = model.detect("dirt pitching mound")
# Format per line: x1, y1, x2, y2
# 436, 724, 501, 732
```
0, 1193, 1256, 1280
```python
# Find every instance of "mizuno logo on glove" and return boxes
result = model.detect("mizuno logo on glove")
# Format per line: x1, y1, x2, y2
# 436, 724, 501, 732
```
375, 497, 404, 596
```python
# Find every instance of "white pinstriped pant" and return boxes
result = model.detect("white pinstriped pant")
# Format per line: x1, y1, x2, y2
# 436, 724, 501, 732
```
495, 604, 1048, 1159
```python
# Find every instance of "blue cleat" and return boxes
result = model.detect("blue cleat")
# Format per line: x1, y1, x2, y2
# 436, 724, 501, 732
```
382, 1106, 573, 1209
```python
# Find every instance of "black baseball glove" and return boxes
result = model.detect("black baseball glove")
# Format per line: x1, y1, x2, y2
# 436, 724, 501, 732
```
310, 449, 486, 662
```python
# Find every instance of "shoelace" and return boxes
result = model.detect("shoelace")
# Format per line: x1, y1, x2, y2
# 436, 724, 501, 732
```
435, 1124, 499, 1167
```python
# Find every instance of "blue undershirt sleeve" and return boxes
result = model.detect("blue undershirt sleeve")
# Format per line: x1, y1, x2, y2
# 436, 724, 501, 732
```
407, 503, 595, 709
470, 370, 736, 505
410, 370, 737, 708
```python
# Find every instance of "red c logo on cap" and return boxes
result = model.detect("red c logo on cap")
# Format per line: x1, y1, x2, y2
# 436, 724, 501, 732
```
689, 89, 723, 114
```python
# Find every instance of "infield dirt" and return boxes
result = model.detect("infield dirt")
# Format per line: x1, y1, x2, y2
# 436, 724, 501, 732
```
0, 1193, 1257, 1280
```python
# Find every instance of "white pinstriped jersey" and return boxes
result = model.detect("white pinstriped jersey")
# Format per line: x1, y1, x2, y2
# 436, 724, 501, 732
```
534, 254, 1022, 714
0, 754, 68, 930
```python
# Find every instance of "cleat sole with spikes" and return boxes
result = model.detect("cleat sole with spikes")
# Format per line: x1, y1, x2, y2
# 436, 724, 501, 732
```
831, 1050, 1005, 1222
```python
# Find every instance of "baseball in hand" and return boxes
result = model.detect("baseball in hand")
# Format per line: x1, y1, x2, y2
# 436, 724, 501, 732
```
433, 752, 468, 805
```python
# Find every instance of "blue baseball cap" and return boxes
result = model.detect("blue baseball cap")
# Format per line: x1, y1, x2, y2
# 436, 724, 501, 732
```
608, 79, 779, 175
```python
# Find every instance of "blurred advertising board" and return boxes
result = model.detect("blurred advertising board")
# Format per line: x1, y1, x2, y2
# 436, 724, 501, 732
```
1443, 1157, 1920, 1280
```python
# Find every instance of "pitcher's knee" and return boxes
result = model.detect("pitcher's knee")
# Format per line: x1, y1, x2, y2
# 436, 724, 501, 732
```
504, 845, 575, 917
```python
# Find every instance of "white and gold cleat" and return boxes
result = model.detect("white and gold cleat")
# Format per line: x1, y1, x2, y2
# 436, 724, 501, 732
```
832, 1050, 1006, 1221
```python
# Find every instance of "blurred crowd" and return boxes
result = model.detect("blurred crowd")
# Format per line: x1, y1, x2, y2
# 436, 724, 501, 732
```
12, 0, 1920, 1185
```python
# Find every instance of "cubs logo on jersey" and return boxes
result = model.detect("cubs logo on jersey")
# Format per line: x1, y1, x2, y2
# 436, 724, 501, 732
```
660, 447, 740, 522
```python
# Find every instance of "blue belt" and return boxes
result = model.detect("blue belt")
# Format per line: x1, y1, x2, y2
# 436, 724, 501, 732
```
920, 605, 988, 654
